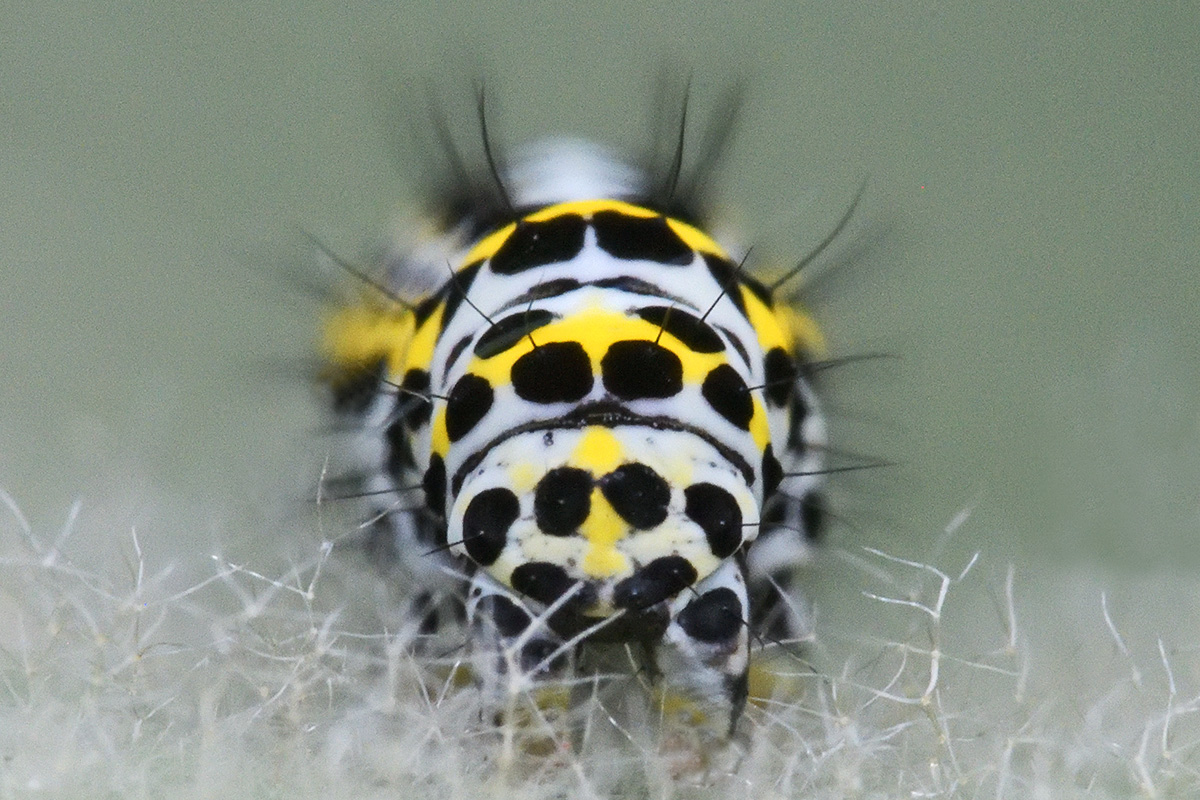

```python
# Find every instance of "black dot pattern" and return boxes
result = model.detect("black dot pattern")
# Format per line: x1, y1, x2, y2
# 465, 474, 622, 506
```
749, 570, 793, 642
677, 587, 743, 643
446, 335, 473, 374
786, 393, 810, 450
422, 454, 446, 517
445, 374, 493, 442
515, 277, 582, 303
700, 253, 748, 315
591, 275, 664, 297
474, 309, 556, 359
489, 215, 588, 275
599, 463, 670, 529
478, 594, 530, 638
635, 306, 725, 353
510, 561, 576, 606
331, 358, 384, 415
684, 483, 743, 558
398, 368, 433, 428
511, 341, 594, 404
592, 211, 693, 265
701, 364, 753, 430
534, 467, 592, 536
761, 445, 783, 497
600, 340, 683, 400
412, 294, 441, 326
759, 501, 786, 529
385, 417, 415, 475
411, 590, 440, 636
439, 260, 484, 333
763, 347, 797, 407
719, 326, 751, 367
518, 638, 565, 674
461, 487, 519, 566
800, 491, 827, 542
612, 555, 698, 610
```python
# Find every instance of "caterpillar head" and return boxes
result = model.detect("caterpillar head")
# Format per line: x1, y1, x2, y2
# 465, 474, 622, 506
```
447, 425, 757, 617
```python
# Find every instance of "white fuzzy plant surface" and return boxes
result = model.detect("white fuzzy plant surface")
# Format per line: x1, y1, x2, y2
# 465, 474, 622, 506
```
2, 485, 1198, 800
5, 0, 1199, 795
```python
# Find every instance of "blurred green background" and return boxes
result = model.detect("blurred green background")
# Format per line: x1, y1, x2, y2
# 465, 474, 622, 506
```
2, 0, 1197, 577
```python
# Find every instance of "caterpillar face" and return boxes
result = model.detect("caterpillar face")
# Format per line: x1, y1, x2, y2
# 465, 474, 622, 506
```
321, 132, 830, 732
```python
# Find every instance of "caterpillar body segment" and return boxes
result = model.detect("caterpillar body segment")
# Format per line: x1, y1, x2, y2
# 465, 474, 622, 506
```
321, 136, 827, 732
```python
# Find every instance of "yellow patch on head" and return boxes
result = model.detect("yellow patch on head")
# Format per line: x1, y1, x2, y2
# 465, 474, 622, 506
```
578, 489, 630, 578
569, 427, 623, 474
508, 461, 541, 494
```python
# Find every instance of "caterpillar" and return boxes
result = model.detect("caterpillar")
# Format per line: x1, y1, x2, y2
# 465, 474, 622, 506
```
319, 93, 847, 733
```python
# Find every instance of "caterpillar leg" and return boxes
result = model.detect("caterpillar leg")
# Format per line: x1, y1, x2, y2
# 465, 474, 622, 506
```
746, 367, 827, 644
465, 572, 572, 706
659, 558, 751, 734
744, 493, 823, 644
363, 506, 468, 642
